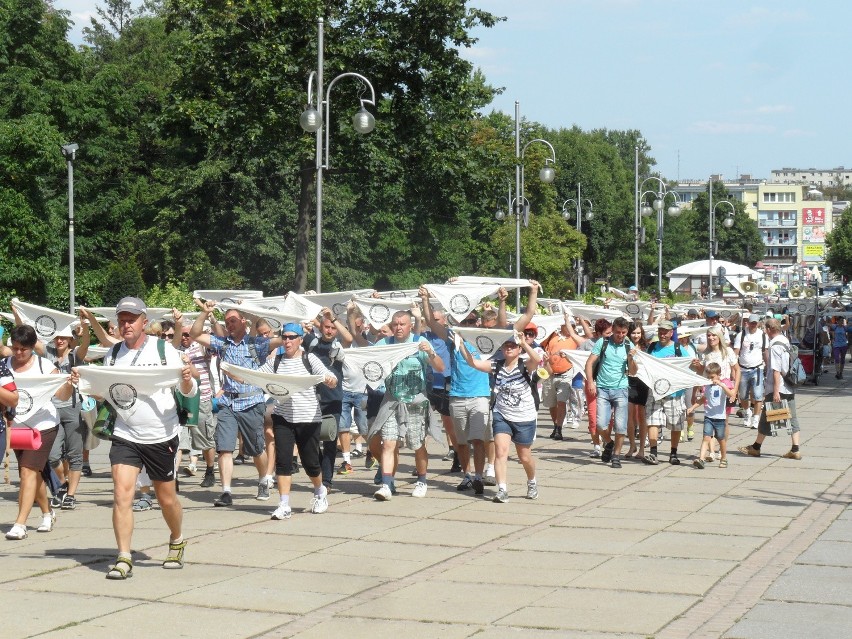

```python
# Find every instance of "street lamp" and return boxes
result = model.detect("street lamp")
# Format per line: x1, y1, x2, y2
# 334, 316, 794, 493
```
639, 177, 682, 297
300, 17, 376, 293
510, 101, 556, 308
708, 177, 735, 299
61, 143, 78, 314
561, 184, 594, 295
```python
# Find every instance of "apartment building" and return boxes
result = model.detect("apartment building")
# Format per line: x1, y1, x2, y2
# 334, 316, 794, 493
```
770, 167, 852, 187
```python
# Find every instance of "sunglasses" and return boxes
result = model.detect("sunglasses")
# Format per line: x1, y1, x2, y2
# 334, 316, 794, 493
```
163, 333, 175, 339
523, 331, 537, 337
281, 334, 301, 341
181, 332, 191, 337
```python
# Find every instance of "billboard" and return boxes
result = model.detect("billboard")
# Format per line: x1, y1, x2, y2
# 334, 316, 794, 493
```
802, 207, 825, 225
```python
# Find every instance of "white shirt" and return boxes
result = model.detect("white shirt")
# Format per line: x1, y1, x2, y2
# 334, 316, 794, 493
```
263, 351, 330, 423
765, 334, 792, 396
734, 329, 766, 369
105, 338, 192, 444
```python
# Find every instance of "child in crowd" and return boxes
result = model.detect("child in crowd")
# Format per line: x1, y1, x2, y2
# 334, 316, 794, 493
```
687, 362, 736, 469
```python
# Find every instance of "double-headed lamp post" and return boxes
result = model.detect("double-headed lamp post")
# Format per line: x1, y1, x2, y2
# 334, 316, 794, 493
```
61, 143, 78, 314
561, 184, 594, 295
639, 177, 682, 297
507, 101, 556, 308
708, 179, 735, 299
300, 18, 376, 293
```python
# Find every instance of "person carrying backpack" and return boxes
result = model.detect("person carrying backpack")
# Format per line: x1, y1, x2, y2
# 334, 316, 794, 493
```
739, 318, 803, 460
458, 330, 542, 503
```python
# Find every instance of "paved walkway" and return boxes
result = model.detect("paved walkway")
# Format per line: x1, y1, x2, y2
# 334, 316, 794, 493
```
1, 377, 849, 638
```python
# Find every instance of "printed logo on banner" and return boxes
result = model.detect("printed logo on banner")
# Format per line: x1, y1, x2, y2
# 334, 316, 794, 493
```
332, 303, 347, 317
266, 318, 282, 330
265, 383, 290, 397
626, 303, 641, 316
265, 306, 280, 312
536, 326, 547, 340
475, 335, 496, 354
369, 304, 391, 324
362, 361, 384, 383
449, 294, 471, 315
16, 389, 34, 416
654, 379, 672, 396
34, 315, 57, 338
109, 383, 138, 410
720, 309, 732, 319
797, 303, 811, 313
221, 297, 236, 303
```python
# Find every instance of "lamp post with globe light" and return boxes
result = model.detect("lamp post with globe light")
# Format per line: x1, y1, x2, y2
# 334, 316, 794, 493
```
561, 184, 594, 295
300, 18, 376, 293
708, 178, 736, 299
61, 143, 78, 313
494, 101, 556, 308
639, 177, 682, 297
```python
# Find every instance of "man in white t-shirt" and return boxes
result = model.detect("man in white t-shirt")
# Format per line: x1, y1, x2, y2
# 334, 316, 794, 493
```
102, 297, 197, 580
738, 318, 802, 460
733, 314, 768, 429
693, 310, 731, 351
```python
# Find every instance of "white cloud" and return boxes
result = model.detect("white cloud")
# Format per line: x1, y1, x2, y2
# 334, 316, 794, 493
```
691, 121, 775, 135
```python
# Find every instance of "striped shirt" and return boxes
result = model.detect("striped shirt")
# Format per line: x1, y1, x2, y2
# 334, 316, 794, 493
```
491, 361, 537, 422
208, 334, 271, 411
182, 342, 213, 401
263, 351, 329, 423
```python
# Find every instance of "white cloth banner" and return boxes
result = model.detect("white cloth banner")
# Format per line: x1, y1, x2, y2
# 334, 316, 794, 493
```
303, 290, 374, 319
352, 296, 414, 330
529, 314, 565, 341
193, 290, 264, 302
86, 306, 173, 322
220, 362, 324, 400
11, 374, 67, 424
559, 349, 592, 379
424, 284, 500, 323
375, 289, 420, 300
452, 327, 515, 359
11, 299, 78, 341
336, 342, 421, 389
86, 345, 111, 360
216, 301, 305, 331
450, 276, 541, 294
561, 303, 628, 322
631, 351, 708, 401
609, 300, 650, 319
78, 365, 183, 421
277, 292, 325, 322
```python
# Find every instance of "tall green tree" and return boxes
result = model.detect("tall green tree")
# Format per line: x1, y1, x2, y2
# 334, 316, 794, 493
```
826, 208, 852, 279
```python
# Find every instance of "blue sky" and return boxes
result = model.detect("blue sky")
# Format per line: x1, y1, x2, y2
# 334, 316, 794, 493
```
55, 0, 849, 182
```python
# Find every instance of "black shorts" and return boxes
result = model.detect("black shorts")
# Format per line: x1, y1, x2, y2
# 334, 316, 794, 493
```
628, 377, 649, 406
427, 388, 451, 417
109, 435, 179, 482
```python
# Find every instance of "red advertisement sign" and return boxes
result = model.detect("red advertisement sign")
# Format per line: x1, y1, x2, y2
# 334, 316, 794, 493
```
802, 207, 825, 225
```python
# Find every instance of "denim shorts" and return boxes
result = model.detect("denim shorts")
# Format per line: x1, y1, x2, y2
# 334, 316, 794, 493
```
595, 387, 629, 435
738, 367, 765, 400
703, 416, 727, 440
492, 411, 537, 446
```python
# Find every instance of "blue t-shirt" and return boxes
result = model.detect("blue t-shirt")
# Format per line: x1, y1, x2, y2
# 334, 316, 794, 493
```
648, 341, 685, 399
591, 338, 630, 390
447, 338, 491, 398
423, 331, 451, 390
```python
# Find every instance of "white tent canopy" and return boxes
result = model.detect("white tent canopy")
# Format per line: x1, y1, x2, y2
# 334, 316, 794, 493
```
667, 259, 760, 293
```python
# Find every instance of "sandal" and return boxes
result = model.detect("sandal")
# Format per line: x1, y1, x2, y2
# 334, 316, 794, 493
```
163, 539, 187, 569
624, 448, 638, 459
106, 556, 133, 580
133, 494, 153, 512
719, 458, 728, 469
642, 453, 658, 465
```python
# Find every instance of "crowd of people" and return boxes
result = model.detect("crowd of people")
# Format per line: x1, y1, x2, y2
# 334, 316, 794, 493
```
1, 283, 848, 579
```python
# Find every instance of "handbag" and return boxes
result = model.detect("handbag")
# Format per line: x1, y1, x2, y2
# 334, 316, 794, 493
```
319, 414, 337, 442
174, 389, 201, 426
92, 403, 117, 440
10, 426, 42, 451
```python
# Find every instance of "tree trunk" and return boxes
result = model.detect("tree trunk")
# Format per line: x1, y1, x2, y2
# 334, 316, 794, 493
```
293, 159, 313, 292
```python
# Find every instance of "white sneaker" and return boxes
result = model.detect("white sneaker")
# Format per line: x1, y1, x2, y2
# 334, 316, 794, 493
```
750, 415, 760, 429
263, 475, 275, 489
744, 408, 753, 426
310, 492, 329, 514
270, 504, 292, 520
590, 445, 601, 458
570, 419, 579, 429
374, 484, 393, 501
36, 510, 56, 533
411, 481, 428, 498
5, 524, 27, 540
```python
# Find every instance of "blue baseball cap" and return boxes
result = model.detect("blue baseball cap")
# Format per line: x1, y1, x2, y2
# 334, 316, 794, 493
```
705, 310, 718, 318
281, 322, 304, 336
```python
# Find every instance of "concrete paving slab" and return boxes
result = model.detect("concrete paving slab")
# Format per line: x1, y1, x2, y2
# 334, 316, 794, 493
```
185, 529, 347, 567
631, 530, 766, 560
794, 539, 852, 567
279, 551, 433, 580
284, 617, 480, 639
319, 539, 466, 563
814, 516, 852, 541
763, 564, 852, 605
501, 525, 651, 554
0, 590, 141, 639
430, 504, 554, 526
723, 601, 852, 639
570, 555, 737, 595
340, 580, 554, 624
362, 517, 522, 547
698, 495, 808, 517
496, 589, 696, 634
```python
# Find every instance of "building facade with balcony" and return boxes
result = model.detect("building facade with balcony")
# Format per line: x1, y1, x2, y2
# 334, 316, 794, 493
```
770, 167, 852, 187
675, 175, 760, 218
